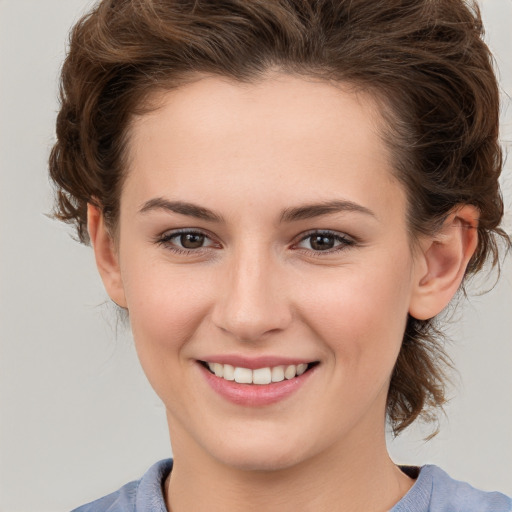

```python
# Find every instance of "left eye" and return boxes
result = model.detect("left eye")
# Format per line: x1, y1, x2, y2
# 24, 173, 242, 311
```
296, 231, 354, 251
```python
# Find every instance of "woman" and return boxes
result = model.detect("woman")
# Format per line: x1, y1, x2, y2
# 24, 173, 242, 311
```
49, 0, 511, 510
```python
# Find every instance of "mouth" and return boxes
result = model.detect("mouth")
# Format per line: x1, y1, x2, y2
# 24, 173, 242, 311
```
199, 361, 319, 385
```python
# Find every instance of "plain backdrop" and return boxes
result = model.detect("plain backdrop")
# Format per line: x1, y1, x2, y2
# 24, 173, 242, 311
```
0, 1, 511, 510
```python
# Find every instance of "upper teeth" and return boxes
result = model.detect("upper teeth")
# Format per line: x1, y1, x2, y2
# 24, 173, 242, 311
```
207, 363, 308, 384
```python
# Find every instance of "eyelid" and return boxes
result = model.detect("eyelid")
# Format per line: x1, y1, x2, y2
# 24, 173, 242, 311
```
156, 228, 221, 251
154, 228, 356, 255
292, 229, 356, 253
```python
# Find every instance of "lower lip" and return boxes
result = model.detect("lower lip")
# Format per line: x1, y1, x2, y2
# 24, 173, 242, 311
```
199, 363, 316, 406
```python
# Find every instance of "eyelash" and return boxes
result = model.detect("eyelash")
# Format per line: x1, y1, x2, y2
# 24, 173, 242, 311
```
155, 229, 356, 256
156, 229, 218, 255
293, 230, 356, 255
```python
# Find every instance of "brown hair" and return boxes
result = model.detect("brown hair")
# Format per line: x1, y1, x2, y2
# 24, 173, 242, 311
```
49, 0, 509, 435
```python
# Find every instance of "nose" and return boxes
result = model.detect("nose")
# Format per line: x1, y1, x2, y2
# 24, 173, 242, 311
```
211, 247, 292, 343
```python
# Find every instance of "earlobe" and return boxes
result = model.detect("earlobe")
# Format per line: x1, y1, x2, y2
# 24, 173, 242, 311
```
409, 205, 479, 320
87, 204, 127, 309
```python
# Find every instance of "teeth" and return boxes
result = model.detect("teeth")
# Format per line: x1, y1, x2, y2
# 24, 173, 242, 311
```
253, 367, 272, 385
284, 365, 297, 379
213, 362, 224, 378
223, 364, 235, 381
271, 366, 285, 382
233, 367, 252, 384
297, 363, 308, 376
205, 362, 311, 384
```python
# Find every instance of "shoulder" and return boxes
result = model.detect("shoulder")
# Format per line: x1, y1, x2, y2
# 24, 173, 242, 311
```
70, 480, 139, 512
70, 459, 173, 512
392, 465, 512, 512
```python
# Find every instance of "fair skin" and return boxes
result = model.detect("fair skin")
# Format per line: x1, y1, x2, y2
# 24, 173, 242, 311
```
88, 73, 478, 512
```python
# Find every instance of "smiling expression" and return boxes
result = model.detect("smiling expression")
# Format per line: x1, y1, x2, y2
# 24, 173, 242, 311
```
102, 73, 426, 470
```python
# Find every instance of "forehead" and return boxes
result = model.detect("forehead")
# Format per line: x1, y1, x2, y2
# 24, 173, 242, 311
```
130, 72, 388, 159
124, 73, 403, 219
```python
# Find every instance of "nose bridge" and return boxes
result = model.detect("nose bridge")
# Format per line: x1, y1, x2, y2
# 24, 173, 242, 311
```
212, 241, 291, 342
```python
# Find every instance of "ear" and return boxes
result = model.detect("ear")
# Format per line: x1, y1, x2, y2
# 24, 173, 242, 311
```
87, 204, 127, 308
408, 205, 479, 320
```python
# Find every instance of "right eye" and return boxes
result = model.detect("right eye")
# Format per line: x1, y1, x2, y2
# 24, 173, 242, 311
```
157, 229, 218, 253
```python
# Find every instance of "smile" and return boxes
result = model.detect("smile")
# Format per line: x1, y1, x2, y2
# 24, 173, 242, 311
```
203, 362, 314, 384
198, 359, 319, 406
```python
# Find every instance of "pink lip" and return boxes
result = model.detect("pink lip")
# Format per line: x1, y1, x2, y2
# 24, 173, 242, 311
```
199, 354, 314, 370
197, 360, 317, 407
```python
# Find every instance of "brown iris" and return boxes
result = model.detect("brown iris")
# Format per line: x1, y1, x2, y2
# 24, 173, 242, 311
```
309, 234, 335, 251
180, 233, 205, 249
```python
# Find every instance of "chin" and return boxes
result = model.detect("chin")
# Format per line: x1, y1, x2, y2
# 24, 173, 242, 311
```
202, 430, 316, 473
216, 449, 306, 473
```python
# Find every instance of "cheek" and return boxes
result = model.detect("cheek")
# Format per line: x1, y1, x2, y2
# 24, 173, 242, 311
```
297, 253, 413, 373
120, 256, 213, 382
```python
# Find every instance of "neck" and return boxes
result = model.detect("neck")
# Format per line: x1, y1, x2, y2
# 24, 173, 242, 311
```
165, 420, 414, 512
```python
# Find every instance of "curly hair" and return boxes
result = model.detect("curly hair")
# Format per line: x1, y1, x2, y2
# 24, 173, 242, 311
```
49, 0, 509, 435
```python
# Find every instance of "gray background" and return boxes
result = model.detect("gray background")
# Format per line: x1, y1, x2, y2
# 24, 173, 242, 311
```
0, 1, 511, 510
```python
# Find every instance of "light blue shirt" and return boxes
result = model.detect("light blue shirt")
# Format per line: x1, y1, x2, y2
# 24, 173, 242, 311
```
72, 459, 511, 511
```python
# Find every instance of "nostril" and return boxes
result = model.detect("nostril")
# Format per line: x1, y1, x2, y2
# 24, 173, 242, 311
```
210, 276, 293, 342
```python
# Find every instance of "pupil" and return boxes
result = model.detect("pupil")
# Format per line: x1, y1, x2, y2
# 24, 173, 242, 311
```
180, 233, 205, 249
311, 235, 334, 251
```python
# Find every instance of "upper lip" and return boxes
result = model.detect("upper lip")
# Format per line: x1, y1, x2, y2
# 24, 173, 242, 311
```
198, 355, 317, 369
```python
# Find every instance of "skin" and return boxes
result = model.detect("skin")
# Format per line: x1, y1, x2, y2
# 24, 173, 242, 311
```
88, 73, 478, 511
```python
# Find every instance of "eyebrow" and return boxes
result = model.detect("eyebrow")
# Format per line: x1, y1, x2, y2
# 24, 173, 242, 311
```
280, 200, 376, 223
138, 198, 224, 222
138, 197, 376, 223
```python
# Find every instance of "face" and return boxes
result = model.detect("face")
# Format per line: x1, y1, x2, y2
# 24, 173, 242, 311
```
106, 74, 425, 471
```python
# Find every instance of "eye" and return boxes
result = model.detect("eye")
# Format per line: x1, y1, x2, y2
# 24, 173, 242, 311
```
157, 229, 217, 252
295, 230, 355, 252
176, 232, 207, 249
